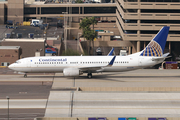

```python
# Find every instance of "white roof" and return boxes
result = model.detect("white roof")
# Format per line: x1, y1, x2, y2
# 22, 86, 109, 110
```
3, 38, 45, 42
0, 46, 20, 49
25, 0, 45, 5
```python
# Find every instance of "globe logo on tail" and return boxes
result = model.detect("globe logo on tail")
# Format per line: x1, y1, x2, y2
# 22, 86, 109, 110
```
140, 41, 162, 57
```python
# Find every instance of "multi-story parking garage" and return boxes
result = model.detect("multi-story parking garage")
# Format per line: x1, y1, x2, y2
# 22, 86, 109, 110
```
116, 0, 180, 59
0, 0, 180, 59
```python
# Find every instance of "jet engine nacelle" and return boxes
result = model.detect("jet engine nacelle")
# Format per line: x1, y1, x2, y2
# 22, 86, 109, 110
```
63, 68, 83, 77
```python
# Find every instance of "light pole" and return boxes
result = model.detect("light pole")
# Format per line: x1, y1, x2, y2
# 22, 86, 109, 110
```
6, 96, 10, 120
62, 12, 68, 52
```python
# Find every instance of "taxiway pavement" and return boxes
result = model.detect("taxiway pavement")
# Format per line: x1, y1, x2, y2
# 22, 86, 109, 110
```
0, 68, 180, 119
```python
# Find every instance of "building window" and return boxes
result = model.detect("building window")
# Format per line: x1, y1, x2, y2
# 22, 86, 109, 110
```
41, 7, 66, 14
24, 8, 36, 15
5, 55, 10, 57
72, 7, 79, 14
1, 62, 10, 66
84, 7, 116, 14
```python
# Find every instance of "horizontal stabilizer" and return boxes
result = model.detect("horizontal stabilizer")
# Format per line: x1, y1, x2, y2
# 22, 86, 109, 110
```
152, 53, 171, 61
163, 52, 170, 57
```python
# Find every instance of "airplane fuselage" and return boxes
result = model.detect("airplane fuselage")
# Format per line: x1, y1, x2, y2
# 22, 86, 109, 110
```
9, 56, 162, 73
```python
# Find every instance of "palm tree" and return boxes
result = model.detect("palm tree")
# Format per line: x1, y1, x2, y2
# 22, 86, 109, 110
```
79, 17, 98, 55
90, 17, 98, 55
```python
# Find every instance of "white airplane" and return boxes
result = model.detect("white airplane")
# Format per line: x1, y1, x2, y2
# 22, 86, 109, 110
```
8, 26, 170, 78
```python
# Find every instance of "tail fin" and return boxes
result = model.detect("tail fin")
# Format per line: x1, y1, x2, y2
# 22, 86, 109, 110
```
140, 26, 170, 57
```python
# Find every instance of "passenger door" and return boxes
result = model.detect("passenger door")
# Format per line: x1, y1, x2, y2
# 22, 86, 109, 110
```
27, 59, 31, 67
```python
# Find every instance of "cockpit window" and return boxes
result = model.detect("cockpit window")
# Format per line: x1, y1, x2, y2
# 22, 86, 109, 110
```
15, 61, 21, 64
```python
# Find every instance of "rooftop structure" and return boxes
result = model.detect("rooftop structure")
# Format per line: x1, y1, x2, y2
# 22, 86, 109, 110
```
0, 46, 20, 49
3, 38, 45, 42
1, 38, 45, 58
0, 46, 21, 66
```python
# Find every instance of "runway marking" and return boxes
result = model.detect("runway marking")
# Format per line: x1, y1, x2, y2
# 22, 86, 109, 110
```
46, 108, 180, 109
53, 80, 180, 83
0, 108, 45, 109
46, 99, 180, 101
0, 99, 47, 100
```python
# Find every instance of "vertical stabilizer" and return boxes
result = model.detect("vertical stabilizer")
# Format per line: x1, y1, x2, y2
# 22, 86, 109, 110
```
140, 26, 170, 57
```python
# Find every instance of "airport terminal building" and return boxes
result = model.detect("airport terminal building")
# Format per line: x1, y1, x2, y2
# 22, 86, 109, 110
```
0, 0, 180, 59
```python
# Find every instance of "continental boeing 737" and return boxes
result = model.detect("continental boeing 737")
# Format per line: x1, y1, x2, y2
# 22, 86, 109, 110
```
8, 26, 170, 78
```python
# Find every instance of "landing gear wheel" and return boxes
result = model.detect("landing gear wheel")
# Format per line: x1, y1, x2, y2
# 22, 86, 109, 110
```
24, 74, 27, 78
87, 73, 92, 79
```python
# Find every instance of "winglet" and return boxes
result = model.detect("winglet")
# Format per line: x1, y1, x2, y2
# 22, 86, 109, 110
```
107, 56, 116, 67
107, 48, 114, 56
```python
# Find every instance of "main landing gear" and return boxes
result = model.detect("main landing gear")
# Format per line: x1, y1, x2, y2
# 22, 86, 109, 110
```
24, 73, 27, 78
87, 73, 92, 79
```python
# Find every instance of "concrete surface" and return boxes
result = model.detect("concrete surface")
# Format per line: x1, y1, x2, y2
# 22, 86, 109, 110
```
0, 99, 47, 108
0, 75, 54, 81
52, 69, 180, 89
0, 25, 13, 40
45, 69, 180, 117
45, 92, 180, 117
1, 68, 180, 119
0, 68, 53, 120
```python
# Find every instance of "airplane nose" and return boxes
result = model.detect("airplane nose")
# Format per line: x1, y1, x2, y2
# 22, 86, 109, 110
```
8, 64, 13, 69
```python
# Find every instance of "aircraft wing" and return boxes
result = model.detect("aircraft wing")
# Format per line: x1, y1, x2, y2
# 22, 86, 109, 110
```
79, 56, 116, 72
107, 48, 114, 56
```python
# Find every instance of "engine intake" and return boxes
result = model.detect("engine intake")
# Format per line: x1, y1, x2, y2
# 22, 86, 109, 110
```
63, 68, 83, 77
